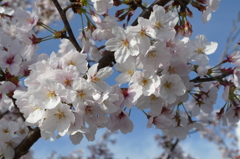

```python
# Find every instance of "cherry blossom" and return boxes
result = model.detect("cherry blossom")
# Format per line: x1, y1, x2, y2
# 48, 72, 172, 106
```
87, 63, 113, 92
105, 26, 139, 63
146, 5, 178, 41
5, 1, 240, 158
40, 103, 75, 136
159, 74, 186, 104
189, 35, 218, 66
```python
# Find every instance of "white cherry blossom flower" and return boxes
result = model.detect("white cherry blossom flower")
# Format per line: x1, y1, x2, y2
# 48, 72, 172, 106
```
0, 39, 23, 75
189, 35, 218, 66
126, 17, 151, 54
87, 63, 113, 92
32, 79, 68, 109
71, 77, 95, 108
92, 15, 120, 41
114, 57, 136, 84
106, 26, 139, 63
136, 94, 166, 116
0, 118, 19, 138
98, 91, 119, 114
13, 2, 39, 32
107, 110, 133, 134
132, 68, 159, 96
40, 103, 75, 136
138, 41, 171, 69
60, 49, 88, 74
159, 74, 186, 104
146, 5, 178, 41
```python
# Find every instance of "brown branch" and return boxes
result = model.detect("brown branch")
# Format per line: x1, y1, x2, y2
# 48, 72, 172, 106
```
13, 127, 41, 159
0, 110, 9, 118
51, 0, 82, 52
97, 51, 115, 71
190, 73, 231, 83
11, 97, 26, 122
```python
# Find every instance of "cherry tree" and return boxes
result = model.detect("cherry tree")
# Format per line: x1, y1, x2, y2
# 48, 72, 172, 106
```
0, 0, 239, 158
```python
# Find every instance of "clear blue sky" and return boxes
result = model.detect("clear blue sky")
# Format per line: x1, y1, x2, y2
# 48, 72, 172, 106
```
32, 1, 240, 158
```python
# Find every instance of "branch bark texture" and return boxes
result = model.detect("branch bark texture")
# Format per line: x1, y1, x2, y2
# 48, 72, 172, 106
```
13, 128, 41, 159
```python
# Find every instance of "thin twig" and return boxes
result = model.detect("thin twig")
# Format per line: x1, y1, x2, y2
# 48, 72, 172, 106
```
166, 139, 179, 159
0, 110, 9, 118
132, 0, 172, 26
51, 0, 82, 52
190, 73, 231, 83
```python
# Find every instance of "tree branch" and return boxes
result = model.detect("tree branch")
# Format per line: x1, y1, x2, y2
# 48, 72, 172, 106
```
13, 127, 41, 159
0, 110, 9, 119
167, 138, 179, 159
190, 73, 231, 83
51, 0, 82, 52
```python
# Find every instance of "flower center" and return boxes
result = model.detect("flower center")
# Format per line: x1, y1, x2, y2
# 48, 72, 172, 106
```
164, 82, 173, 90
196, 48, 204, 54
69, 60, 75, 65
3, 129, 9, 133
168, 66, 176, 74
46, 91, 56, 98
122, 40, 129, 47
64, 78, 72, 87
91, 75, 101, 83
54, 110, 65, 120
6, 56, 14, 65
147, 51, 157, 58
155, 21, 163, 29
150, 94, 158, 101
77, 90, 85, 100
127, 69, 134, 75
141, 78, 149, 86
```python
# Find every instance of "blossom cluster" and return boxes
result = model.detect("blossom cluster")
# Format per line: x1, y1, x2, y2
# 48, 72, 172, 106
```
0, 118, 28, 159
2, 0, 240, 158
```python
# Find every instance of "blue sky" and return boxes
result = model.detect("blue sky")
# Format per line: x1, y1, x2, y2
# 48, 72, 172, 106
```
31, 0, 240, 158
